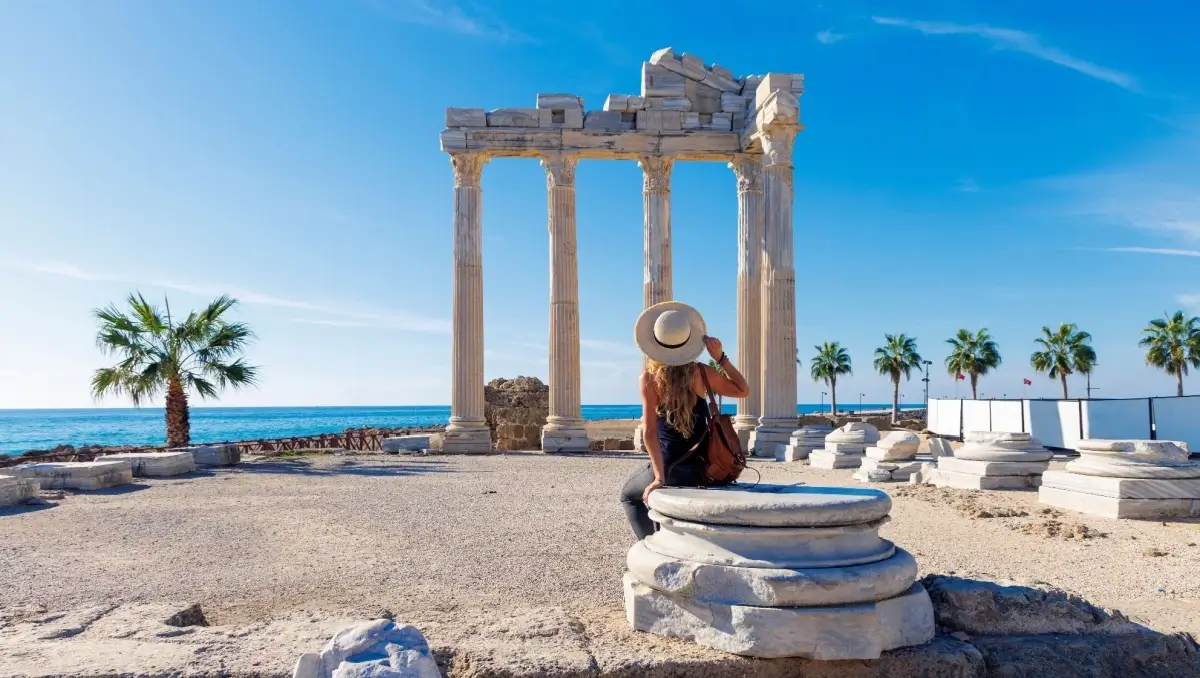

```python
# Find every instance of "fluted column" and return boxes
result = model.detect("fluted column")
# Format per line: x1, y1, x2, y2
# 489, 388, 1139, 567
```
730, 155, 764, 453
541, 153, 588, 453
753, 124, 801, 459
444, 152, 492, 453
639, 156, 673, 309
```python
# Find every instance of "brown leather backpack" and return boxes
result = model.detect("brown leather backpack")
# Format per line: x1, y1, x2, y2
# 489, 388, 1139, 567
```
670, 364, 747, 486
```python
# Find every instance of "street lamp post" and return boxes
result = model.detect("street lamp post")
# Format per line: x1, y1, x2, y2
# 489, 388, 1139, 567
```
821, 391, 827, 409
922, 360, 933, 406
859, 393, 865, 413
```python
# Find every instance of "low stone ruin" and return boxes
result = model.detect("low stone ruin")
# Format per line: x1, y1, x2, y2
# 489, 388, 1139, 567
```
0, 474, 40, 508
808, 422, 880, 469
624, 484, 934, 659
855, 430, 923, 483
484, 377, 549, 451
779, 425, 831, 461
382, 435, 432, 454
13, 459, 134, 491
105, 451, 196, 477
1039, 439, 1200, 518
171, 444, 241, 467
932, 431, 1052, 490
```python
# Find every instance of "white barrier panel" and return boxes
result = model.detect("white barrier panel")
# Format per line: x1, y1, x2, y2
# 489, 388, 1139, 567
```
1152, 396, 1200, 452
1057, 401, 1084, 450
1026, 400, 1066, 449
991, 401, 1025, 433
1082, 400, 1152, 441
927, 397, 940, 433
930, 399, 962, 436
961, 400, 991, 434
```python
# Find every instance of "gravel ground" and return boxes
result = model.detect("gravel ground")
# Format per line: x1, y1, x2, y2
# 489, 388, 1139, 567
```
2, 452, 1198, 639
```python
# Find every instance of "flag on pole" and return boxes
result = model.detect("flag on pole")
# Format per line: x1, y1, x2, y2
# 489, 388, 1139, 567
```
1023, 378, 1032, 386
956, 373, 965, 381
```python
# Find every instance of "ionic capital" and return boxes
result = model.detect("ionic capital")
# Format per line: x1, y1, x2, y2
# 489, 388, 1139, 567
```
450, 152, 487, 188
541, 153, 578, 189
728, 155, 764, 193
760, 125, 798, 168
638, 155, 673, 193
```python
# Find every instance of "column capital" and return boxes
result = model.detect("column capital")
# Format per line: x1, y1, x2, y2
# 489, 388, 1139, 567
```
449, 152, 488, 188
760, 124, 799, 168
540, 153, 578, 188
728, 155, 764, 193
638, 155, 673, 192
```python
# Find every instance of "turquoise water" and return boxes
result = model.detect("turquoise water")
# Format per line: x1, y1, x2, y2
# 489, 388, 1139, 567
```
0, 404, 921, 454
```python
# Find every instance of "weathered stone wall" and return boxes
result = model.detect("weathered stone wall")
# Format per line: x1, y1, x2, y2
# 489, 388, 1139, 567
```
484, 377, 549, 451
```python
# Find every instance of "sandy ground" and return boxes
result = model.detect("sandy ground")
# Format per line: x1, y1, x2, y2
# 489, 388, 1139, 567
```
2, 450, 1198, 644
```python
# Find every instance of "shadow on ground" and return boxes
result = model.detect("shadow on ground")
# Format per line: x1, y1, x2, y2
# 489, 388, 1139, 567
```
230, 458, 453, 478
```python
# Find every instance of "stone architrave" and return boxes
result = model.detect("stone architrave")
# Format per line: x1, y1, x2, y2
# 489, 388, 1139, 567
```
624, 484, 934, 659
751, 120, 801, 461
729, 155, 764, 451
933, 431, 1052, 490
810, 423, 878, 469
179, 444, 241, 467
445, 153, 492, 454
15, 460, 133, 491
105, 451, 196, 477
1039, 439, 1200, 518
540, 153, 588, 452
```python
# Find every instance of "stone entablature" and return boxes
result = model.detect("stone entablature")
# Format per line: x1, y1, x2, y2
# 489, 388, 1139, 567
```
440, 47, 804, 454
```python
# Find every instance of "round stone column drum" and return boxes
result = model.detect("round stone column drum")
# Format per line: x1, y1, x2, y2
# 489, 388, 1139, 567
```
623, 484, 934, 659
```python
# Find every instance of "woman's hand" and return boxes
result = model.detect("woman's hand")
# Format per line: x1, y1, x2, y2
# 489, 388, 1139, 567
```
704, 335, 724, 362
642, 477, 664, 502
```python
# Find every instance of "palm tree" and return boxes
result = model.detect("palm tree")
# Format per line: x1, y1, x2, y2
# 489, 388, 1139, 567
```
1139, 311, 1200, 397
811, 342, 852, 414
1030, 323, 1096, 399
92, 294, 259, 448
944, 328, 1001, 399
873, 334, 923, 423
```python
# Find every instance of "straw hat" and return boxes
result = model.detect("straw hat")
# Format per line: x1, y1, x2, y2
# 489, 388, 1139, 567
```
634, 301, 707, 366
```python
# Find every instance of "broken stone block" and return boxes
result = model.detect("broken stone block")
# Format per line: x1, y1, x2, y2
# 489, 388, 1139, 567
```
645, 97, 692, 111
602, 94, 629, 112
538, 108, 582, 129
292, 619, 440, 678
485, 108, 540, 128
180, 444, 241, 467
710, 64, 734, 81
741, 75, 763, 97
678, 53, 709, 81
731, 111, 745, 131
15, 460, 134, 491
636, 110, 662, 131
701, 68, 741, 94
445, 107, 486, 128
440, 129, 467, 152
627, 95, 645, 110
382, 435, 431, 454
536, 93, 582, 109
756, 73, 797, 109
0, 474, 40, 508
681, 112, 700, 129
104, 451, 196, 477
660, 110, 682, 131
685, 78, 722, 114
705, 112, 733, 131
721, 92, 748, 112
584, 110, 633, 130
641, 62, 685, 98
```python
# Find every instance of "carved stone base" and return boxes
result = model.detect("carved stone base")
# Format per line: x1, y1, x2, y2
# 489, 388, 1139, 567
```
749, 425, 792, 460
443, 423, 493, 454
541, 421, 589, 453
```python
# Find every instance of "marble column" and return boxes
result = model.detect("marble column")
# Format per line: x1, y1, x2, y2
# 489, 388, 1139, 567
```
730, 155, 764, 453
752, 124, 801, 459
541, 153, 588, 452
632, 155, 674, 453
639, 156, 674, 309
444, 152, 492, 453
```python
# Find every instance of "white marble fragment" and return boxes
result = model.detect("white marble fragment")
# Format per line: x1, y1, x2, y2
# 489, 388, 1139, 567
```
603, 94, 629, 112
536, 93, 582, 109
292, 619, 439, 678
678, 53, 709, 80
104, 451, 196, 477
721, 92, 748, 112
710, 64, 734, 81
15, 460, 133, 491
0, 474, 41, 508
641, 62, 685, 98
445, 107, 486, 127
181, 445, 241, 467
583, 110, 634, 130
382, 436, 430, 454
485, 108, 540, 128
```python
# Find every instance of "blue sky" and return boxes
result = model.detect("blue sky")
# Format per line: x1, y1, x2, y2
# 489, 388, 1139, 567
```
1, 0, 1198, 409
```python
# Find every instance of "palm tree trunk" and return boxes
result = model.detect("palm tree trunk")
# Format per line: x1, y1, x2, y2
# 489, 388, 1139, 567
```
970, 374, 978, 399
891, 377, 900, 423
165, 374, 190, 448
1060, 373, 1069, 400
830, 377, 837, 416
1177, 368, 1184, 397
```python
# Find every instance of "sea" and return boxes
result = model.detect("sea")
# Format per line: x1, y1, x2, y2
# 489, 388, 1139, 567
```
0, 404, 923, 455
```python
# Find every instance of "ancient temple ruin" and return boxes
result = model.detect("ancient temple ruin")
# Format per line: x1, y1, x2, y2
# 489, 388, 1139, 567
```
440, 47, 804, 455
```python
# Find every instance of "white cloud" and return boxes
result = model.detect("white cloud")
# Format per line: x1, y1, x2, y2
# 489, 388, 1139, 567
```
816, 29, 847, 45
872, 16, 1138, 92
1103, 247, 1200, 258
366, 0, 530, 42
1179, 294, 1200, 313
8, 260, 450, 333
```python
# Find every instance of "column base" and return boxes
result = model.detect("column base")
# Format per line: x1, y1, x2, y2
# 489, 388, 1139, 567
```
443, 421, 492, 454
749, 421, 795, 460
733, 415, 757, 454
542, 418, 589, 453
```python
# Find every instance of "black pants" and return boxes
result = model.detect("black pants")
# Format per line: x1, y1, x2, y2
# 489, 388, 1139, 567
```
620, 461, 701, 540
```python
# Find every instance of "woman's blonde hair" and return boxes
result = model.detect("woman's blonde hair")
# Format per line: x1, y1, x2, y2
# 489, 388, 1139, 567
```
647, 360, 698, 438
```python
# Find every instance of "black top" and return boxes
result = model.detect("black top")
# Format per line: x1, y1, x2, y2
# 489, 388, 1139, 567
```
657, 394, 709, 484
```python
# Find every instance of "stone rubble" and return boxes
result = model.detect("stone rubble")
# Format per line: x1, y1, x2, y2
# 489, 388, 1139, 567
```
624, 484, 934, 659
779, 425, 831, 461
0, 473, 41, 508
808, 422, 880, 469
484, 376, 548, 452
1039, 439, 1200, 518
292, 619, 440, 678
931, 431, 1052, 490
